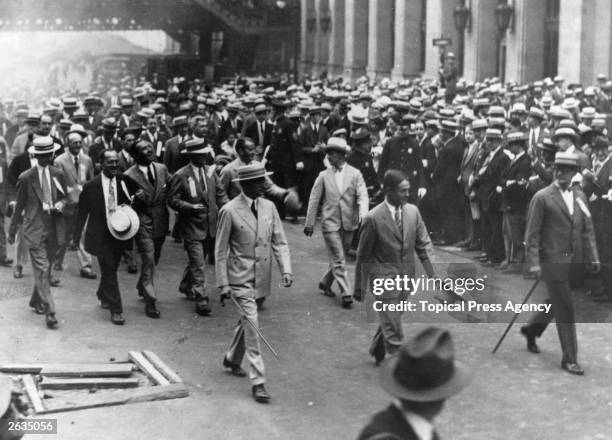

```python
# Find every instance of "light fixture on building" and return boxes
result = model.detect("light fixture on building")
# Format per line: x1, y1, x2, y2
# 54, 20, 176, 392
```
306, 16, 316, 32
453, 1, 471, 32
494, 1, 514, 35
276, 0, 286, 8
320, 16, 331, 32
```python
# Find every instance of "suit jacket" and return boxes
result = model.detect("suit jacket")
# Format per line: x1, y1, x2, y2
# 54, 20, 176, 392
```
525, 183, 598, 281
215, 193, 291, 298
501, 152, 532, 214
53, 151, 94, 216
298, 123, 329, 171
459, 140, 481, 196
245, 120, 273, 148
8, 166, 67, 249
7, 152, 34, 202
267, 116, 302, 171
74, 174, 132, 256
167, 164, 228, 240
219, 158, 286, 201
123, 162, 170, 239
163, 135, 190, 173
305, 164, 369, 232
357, 404, 426, 440
432, 135, 465, 200
420, 135, 437, 189
474, 147, 511, 211
378, 134, 425, 193
220, 116, 243, 142
355, 202, 433, 299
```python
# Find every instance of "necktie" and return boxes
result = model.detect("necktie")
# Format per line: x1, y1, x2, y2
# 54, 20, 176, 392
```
258, 122, 264, 145
251, 200, 258, 219
530, 129, 536, 148
199, 168, 207, 194
73, 155, 79, 172
41, 167, 52, 207
394, 207, 402, 231
108, 178, 116, 212
147, 165, 155, 186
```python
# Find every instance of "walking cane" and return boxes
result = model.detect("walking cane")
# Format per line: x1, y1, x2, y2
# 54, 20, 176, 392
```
491, 279, 540, 354
230, 295, 280, 359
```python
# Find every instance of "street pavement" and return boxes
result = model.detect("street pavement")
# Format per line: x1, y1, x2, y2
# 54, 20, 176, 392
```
2, 219, 612, 439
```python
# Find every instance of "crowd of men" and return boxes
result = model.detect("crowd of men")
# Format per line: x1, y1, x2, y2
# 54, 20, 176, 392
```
1, 69, 611, 404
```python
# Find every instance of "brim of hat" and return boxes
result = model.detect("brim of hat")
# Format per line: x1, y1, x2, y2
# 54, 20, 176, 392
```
232, 171, 273, 182
349, 117, 369, 124
107, 207, 140, 241
28, 144, 61, 155
181, 147, 209, 154
552, 133, 580, 143
379, 356, 472, 402
67, 129, 87, 136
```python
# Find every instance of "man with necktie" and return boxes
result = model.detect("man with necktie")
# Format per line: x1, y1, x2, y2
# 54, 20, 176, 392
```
8, 136, 67, 329
354, 170, 436, 366
168, 138, 228, 316
304, 137, 369, 308
216, 163, 292, 403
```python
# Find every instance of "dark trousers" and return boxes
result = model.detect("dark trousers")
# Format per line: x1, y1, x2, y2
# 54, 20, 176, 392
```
180, 239, 207, 298
270, 166, 296, 218
29, 239, 58, 314
503, 213, 525, 263
437, 192, 464, 243
418, 191, 438, 235
482, 209, 505, 262
135, 235, 165, 302
96, 246, 124, 314
523, 278, 578, 364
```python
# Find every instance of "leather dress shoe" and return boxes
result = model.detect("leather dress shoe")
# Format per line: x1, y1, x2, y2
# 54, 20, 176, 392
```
50, 276, 61, 287
223, 357, 247, 377
100, 301, 110, 310
252, 384, 271, 403
0, 257, 13, 267
53, 263, 63, 271
318, 282, 335, 297
256, 297, 266, 311
13, 265, 23, 279
520, 326, 540, 354
195, 298, 212, 316
145, 302, 161, 319
374, 352, 385, 366
126, 265, 138, 274
80, 267, 97, 279
111, 313, 125, 325
46, 313, 58, 329
562, 362, 585, 376
180, 287, 196, 300
341, 296, 353, 309
29, 300, 45, 315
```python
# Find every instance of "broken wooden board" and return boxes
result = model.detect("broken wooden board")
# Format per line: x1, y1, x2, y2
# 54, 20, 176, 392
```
40, 378, 140, 390
128, 351, 170, 386
1, 363, 133, 377
22, 375, 45, 413
38, 383, 189, 414
142, 351, 183, 383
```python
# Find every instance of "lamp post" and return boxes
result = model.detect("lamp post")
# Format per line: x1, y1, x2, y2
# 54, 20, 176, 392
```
494, 0, 514, 82
453, 0, 471, 76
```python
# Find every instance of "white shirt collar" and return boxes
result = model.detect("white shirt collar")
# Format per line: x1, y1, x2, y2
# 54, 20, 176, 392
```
513, 151, 525, 161
242, 193, 254, 206
384, 199, 402, 217
393, 400, 434, 440
138, 164, 150, 175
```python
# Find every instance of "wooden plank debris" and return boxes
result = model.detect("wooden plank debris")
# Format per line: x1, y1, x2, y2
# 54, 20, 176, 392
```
40, 378, 140, 390
38, 383, 189, 414
128, 351, 170, 386
1, 363, 133, 377
22, 375, 45, 413
142, 351, 183, 383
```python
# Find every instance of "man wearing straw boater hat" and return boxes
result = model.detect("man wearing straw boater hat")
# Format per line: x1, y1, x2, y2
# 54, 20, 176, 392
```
358, 327, 471, 440
7, 136, 66, 329
216, 162, 292, 404
74, 149, 139, 326
168, 137, 229, 317
520, 152, 599, 375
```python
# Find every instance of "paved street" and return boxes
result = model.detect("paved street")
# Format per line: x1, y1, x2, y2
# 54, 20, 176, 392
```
2, 219, 612, 440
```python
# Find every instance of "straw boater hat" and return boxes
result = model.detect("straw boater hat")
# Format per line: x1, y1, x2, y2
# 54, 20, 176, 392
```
67, 123, 87, 138
554, 151, 580, 168
324, 137, 350, 154
380, 327, 471, 402
181, 138, 209, 155
28, 136, 60, 155
108, 205, 139, 241
232, 163, 273, 182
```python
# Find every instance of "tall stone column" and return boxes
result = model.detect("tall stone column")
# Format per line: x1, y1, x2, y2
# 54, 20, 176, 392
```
463, 0, 498, 82
327, 0, 345, 76
366, 0, 394, 80
391, 0, 424, 80
581, 0, 611, 83
313, 0, 330, 76
300, 0, 316, 76
424, 0, 460, 79
557, 0, 583, 83
343, 0, 368, 81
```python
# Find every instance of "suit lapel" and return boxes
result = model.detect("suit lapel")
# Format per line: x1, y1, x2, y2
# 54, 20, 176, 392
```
30, 168, 44, 204
340, 166, 351, 195
381, 204, 402, 242
134, 166, 154, 194
550, 186, 572, 220
64, 154, 79, 183
235, 194, 257, 233
326, 169, 340, 195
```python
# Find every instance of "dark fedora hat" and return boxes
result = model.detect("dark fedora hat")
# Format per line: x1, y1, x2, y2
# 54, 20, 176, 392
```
379, 327, 471, 402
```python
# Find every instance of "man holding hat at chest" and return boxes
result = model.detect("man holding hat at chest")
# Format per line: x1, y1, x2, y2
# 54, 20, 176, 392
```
520, 152, 600, 375
8, 136, 67, 329
74, 149, 139, 325
216, 162, 292, 403
168, 137, 229, 316
304, 136, 369, 308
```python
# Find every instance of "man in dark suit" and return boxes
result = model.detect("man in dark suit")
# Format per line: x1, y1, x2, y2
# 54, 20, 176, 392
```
74, 149, 134, 325
167, 138, 229, 316
297, 107, 329, 207
419, 120, 439, 235
123, 140, 171, 319
432, 120, 466, 245
163, 116, 190, 174
354, 170, 436, 365
89, 118, 121, 173
140, 117, 168, 163
244, 104, 273, 159
357, 327, 470, 440
520, 152, 600, 375
526, 107, 549, 159
7, 137, 67, 329
219, 102, 243, 143
0, 135, 13, 268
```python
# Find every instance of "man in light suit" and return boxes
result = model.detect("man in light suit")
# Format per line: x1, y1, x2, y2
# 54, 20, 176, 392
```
520, 152, 600, 376
123, 140, 171, 319
304, 137, 368, 308
8, 137, 67, 329
354, 170, 436, 365
167, 138, 229, 316
216, 163, 292, 404
53, 131, 96, 279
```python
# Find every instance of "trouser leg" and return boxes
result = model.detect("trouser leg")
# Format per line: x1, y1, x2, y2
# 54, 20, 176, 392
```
377, 300, 404, 356
226, 320, 246, 365
546, 279, 578, 365
135, 234, 156, 301
183, 239, 206, 298
96, 247, 123, 314
321, 230, 353, 296
29, 244, 54, 314
232, 288, 265, 385
77, 218, 93, 269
